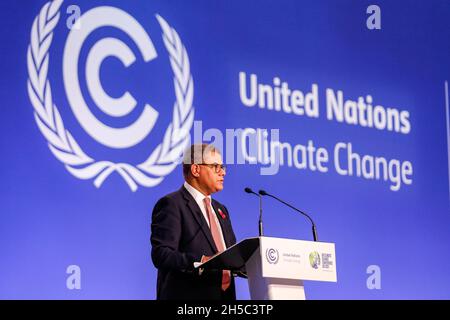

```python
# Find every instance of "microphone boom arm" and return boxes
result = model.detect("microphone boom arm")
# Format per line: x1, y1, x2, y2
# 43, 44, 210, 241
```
259, 190, 318, 242
245, 187, 264, 236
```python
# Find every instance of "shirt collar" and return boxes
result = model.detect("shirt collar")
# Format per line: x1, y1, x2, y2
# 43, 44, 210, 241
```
184, 181, 211, 203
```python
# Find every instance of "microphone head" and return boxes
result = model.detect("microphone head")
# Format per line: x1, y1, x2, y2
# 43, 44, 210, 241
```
258, 189, 268, 196
244, 187, 253, 194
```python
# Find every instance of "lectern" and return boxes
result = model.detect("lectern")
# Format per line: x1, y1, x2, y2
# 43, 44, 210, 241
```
196, 236, 337, 300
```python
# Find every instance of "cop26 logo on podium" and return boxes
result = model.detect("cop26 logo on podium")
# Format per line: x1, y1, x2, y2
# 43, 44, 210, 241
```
27, 0, 194, 191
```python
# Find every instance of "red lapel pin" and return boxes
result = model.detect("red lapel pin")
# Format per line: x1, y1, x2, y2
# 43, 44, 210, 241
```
218, 208, 226, 219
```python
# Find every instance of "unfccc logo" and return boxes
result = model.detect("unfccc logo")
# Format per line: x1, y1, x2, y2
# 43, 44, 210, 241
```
27, 1, 194, 191
266, 248, 279, 264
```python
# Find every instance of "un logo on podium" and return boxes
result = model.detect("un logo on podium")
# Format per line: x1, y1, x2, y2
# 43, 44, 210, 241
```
266, 248, 279, 264
27, 1, 194, 191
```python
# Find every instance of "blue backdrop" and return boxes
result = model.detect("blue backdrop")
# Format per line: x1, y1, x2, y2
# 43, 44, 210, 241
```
1, 0, 449, 299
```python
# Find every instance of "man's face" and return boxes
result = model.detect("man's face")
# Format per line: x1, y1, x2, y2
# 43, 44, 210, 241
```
196, 151, 225, 195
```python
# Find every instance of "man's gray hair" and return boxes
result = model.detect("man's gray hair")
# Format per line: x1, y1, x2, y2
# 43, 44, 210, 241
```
182, 143, 220, 178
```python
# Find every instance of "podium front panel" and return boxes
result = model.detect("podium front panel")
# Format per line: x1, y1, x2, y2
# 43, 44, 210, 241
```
259, 237, 337, 282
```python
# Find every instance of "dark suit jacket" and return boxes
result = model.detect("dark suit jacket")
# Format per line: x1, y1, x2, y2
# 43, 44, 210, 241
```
151, 186, 237, 300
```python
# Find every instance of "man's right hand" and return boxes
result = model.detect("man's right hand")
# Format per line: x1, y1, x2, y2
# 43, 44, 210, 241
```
201, 255, 212, 263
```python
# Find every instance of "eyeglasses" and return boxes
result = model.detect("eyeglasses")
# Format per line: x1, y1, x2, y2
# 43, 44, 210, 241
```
198, 163, 227, 173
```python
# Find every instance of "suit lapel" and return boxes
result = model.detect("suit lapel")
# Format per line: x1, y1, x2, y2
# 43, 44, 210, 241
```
180, 187, 218, 252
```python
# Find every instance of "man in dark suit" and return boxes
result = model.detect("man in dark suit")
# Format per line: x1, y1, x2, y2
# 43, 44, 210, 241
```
151, 143, 238, 300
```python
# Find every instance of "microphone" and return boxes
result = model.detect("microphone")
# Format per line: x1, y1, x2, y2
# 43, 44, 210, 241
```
258, 189, 318, 242
244, 187, 264, 236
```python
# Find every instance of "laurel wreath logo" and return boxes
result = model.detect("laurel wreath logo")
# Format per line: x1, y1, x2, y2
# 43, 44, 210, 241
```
27, 0, 194, 191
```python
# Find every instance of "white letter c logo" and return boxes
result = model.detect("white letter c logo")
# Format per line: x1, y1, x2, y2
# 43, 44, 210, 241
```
63, 6, 159, 149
